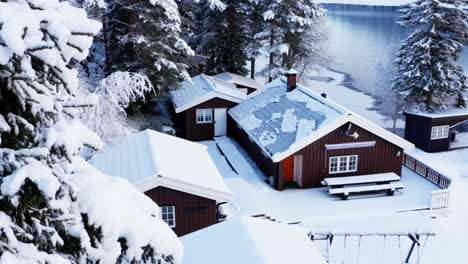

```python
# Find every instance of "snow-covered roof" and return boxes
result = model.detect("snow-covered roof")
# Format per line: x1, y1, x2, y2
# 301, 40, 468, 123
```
404, 108, 468, 119
90, 130, 232, 202
182, 216, 327, 264
213, 72, 263, 90
170, 74, 247, 113
230, 77, 414, 162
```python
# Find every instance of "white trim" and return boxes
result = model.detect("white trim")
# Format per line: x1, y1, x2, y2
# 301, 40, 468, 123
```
229, 112, 415, 163
325, 141, 376, 150
196, 109, 213, 124
161, 205, 176, 228
431, 125, 449, 140
329, 155, 358, 174
174, 92, 245, 113
135, 175, 233, 203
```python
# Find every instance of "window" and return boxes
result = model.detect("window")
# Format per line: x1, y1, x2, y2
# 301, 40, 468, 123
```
329, 155, 358, 174
161, 206, 176, 228
196, 109, 213, 124
431, 125, 449, 140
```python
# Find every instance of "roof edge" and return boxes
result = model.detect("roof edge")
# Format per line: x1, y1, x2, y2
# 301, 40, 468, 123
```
136, 175, 233, 203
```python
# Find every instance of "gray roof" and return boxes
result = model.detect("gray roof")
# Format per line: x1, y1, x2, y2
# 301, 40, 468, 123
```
229, 77, 346, 157
170, 74, 247, 113
213, 72, 263, 90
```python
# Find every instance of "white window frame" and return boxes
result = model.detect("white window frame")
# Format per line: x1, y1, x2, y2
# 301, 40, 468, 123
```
161, 206, 176, 228
431, 125, 449, 140
196, 109, 213, 124
329, 155, 359, 174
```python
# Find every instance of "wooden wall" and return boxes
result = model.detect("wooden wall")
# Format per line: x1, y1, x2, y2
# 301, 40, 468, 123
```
292, 122, 404, 188
227, 116, 279, 188
404, 113, 468, 152
229, 116, 404, 190
145, 186, 217, 236
175, 98, 238, 141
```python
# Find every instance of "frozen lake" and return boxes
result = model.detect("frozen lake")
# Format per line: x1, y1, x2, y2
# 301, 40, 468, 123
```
322, 4, 468, 95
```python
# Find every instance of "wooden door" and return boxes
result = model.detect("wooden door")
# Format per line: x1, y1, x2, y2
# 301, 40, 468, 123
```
214, 108, 227, 136
283, 156, 294, 182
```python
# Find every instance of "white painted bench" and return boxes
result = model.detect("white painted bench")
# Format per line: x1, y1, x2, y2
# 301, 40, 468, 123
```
323, 173, 400, 188
329, 182, 405, 200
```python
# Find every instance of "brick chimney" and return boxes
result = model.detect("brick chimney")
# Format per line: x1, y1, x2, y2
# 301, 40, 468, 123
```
285, 69, 298, 92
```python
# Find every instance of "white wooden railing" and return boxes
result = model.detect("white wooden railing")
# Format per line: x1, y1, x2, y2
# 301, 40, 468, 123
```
403, 154, 453, 211
430, 188, 452, 211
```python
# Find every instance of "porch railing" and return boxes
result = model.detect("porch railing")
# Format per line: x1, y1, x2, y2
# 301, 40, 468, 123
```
403, 154, 452, 211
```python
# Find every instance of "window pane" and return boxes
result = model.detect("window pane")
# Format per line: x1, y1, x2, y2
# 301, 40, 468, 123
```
339, 157, 347, 171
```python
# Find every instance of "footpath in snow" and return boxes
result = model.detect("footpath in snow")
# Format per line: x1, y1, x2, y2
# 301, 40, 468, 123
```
207, 137, 445, 263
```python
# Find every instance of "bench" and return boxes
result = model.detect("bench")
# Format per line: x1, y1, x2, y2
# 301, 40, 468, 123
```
323, 173, 401, 188
329, 182, 405, 200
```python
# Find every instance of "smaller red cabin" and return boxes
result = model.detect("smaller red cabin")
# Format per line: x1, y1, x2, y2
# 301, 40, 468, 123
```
170, 74, 247, 141
90, 130, 232, 236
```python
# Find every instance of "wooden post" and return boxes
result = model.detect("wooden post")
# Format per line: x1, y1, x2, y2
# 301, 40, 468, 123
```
405, 234, 420, 263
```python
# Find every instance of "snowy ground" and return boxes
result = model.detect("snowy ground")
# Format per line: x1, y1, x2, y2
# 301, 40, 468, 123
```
202, 137, 468, 263
305, 68, 404, 131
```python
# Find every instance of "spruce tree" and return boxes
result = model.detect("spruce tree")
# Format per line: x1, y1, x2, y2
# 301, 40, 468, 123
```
0, 1, 181, 262
392, 0, 468, 112
244, 0, 264, 79
107, 0, 194, 96
202, 0, 249, 76
258, 0, 326, 81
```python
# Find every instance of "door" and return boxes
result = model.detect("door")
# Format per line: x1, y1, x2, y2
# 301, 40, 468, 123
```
293, 155, 303, 187
214, 108, 227, 136
283, 156, 294, 183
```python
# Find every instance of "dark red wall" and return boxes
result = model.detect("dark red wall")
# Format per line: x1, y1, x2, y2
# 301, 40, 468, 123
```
175, 98, 238, 141
145, 186, 217, 236
230, 117, 404, 190
404, 113, 468, 152
291, 122, 404, 188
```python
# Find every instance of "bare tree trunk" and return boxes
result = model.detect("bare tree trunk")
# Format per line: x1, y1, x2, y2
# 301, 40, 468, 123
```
250, 57, 256, 79
268, 28, 275, 83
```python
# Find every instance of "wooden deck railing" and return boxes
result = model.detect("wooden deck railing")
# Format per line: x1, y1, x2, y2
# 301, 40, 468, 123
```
403, 154, 452, 189
403, 154, 452, 211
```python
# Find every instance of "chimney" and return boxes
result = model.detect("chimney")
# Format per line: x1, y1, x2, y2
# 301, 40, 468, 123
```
321, 93, 327, 98
285, 69, 298, 92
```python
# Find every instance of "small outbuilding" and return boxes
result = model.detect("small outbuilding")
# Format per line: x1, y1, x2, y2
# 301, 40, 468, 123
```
213, 72, 263, 94
90, 130, 232, 236
170, 74, 247, 141
404, 109, 468, 152
182, 216, 327, 264
228, 72, 414, 190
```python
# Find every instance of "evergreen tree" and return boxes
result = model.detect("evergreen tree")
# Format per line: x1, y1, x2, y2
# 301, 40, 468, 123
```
259, 0, 326, 81
392, 0, 468, 112
0, 1, 181, 262
201, 0, 249, 76
244, 0, 264, 79
107, 0, 194, 97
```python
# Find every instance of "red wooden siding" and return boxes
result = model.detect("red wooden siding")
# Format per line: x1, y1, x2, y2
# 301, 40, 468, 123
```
230, 116, 404, 190
145, 186, 217, 236
292, 122, 404, 188
174, 98, 238, 141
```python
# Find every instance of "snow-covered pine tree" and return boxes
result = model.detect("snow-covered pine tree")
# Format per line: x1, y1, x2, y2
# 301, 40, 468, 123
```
201, 0, 249, 76
258, 0, 326, 81
84, 71, 154, 145
245, 0, 264, 79
107, 0, 194, 96
393, 0, 468, 112
0, 1, 181, 262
